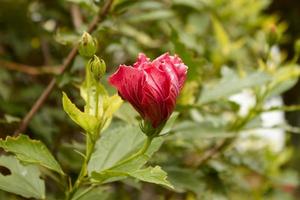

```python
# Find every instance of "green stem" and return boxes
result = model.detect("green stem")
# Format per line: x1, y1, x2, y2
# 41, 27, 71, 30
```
95, 89, 99, 117
260, 104, 300, 113
65, 134, 96, 200
65, 124, 154, 199
71, 184, 96, 200
112, 137, 153, 169
197, 92, 266, 167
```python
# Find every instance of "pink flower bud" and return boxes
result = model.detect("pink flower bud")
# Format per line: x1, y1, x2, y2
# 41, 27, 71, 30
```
109, 53, 188, 128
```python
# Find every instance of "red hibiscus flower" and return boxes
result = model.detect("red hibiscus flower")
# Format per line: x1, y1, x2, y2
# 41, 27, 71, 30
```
109, 53, 187, 128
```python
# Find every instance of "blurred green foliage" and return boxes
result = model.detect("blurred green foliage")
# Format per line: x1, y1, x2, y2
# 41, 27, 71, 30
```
1, 0, 300, 199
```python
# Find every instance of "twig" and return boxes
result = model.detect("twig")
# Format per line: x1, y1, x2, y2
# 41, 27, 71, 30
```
194, 138, 232, 166
14, 0, 115, 135
70, 4, 83, 30
41, 38, 52, 65
260, 104, 300, 112
0, 59, 60, 75
195, 100, 260, 166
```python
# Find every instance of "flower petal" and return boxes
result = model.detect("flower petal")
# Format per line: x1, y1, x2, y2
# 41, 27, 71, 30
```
108, 65, 145, 116
133, 53, 150, 69
153, 53, 187, 90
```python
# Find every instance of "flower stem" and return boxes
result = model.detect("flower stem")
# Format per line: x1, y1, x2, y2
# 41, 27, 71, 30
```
112, 137, 153, 169
65, 134, 96, 200
71, 184, 96, 200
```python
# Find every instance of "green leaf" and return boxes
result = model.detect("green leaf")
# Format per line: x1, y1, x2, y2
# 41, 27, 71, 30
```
72, 186, 112, 200
91, 170, 127, 184
88, 124, 167, 186
88, 124, 163, 174
211, 16, 230, 54
55, 29, 79, 45
0, 155, 45, 199
3, 114, 20, 123
173, 121, 233, 140
80, 80, 108, 116
198, 68, 271, 104
173, 0, 204, 9
91, 166, 173, 189
160, 112, 179, 135
166, 167, 204, 195
103, 95, 123, 118
0, 135, 64, 175
128, 166, 173, 189
118, 24, 160, 48
62, 92, 99, 132
267, 65, 300, 97
126, 10, 174, 23
114, 103, 139, 125
102, 94, 123, 130
171, 29, 202, 81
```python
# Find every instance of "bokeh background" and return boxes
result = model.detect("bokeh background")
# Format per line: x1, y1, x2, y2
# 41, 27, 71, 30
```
1, 0, 300, 199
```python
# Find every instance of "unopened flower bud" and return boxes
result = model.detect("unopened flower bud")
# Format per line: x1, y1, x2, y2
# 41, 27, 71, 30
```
109, 53, 187, 128
88, 55, 106, 80
78, 32, 97, 58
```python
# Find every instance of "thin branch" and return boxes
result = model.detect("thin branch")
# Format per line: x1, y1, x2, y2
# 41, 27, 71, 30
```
70, 3, 83, 30
260, 104, 300, 112
195, 138, 232, 166
0, 59, 60, 75
195, 101, 260, 167
41, 38, 52, 65
193, 83, 300, 169
14, 0, 115, 135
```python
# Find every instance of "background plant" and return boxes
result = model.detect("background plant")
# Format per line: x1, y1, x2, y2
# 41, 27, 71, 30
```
1, 0, 300, 199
